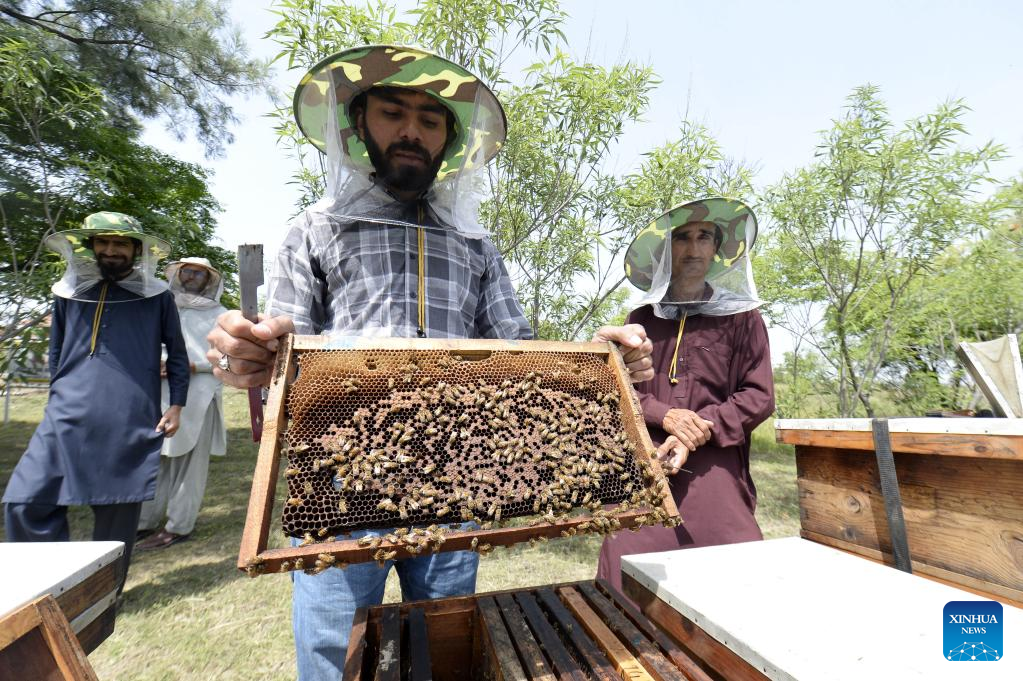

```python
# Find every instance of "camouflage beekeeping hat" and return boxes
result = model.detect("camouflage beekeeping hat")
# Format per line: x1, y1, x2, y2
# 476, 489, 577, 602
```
44, 211, 171, 260
293, 45, 507, 180
624, 198, 758, 291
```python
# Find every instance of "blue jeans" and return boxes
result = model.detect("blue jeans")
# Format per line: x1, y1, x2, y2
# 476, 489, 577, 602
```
291, 528, 479, 680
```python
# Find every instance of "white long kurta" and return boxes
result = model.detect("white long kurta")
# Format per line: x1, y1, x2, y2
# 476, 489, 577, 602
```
160, 305, 227, 458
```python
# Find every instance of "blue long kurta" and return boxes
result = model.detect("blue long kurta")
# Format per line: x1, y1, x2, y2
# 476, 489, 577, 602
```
2, 283, 189, 506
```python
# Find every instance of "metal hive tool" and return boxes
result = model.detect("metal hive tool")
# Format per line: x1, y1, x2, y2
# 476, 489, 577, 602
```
238, 337, 680, 576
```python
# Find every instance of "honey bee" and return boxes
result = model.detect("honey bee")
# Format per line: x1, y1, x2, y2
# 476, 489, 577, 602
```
287, 498, 303, 507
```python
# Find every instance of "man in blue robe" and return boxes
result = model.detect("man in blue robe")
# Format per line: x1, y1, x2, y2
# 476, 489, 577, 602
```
2, 212, 190, 589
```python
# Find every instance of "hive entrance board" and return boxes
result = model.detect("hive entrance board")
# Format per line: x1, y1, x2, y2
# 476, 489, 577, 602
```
238, 337, 678, 576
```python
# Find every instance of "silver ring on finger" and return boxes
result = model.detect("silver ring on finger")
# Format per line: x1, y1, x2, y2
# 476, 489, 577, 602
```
217, 354, 233, 374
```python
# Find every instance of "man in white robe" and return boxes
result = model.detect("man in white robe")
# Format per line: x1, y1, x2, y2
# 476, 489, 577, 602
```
137, 258, 227, 549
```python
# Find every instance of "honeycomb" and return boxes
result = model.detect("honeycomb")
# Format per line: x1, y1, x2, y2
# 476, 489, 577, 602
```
280, 348, 657, 539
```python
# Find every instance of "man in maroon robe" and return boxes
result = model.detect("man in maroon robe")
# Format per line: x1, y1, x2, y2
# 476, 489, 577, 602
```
597, 198, 775, 593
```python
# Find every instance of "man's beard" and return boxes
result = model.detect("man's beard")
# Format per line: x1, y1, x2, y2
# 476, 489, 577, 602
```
181, 278, 208, 294
97, 257, 135, 281
363, 127, 445, 196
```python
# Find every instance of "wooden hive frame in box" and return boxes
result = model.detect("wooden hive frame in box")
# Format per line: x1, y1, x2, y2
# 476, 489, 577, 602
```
238, 336, 678, 576
343, 580, 713, 681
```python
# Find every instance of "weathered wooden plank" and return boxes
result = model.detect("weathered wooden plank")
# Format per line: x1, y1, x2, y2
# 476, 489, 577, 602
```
777, 423, 1023, 460
593, 580, 712, 681
375, 607, 401, 681
476, 597, 528, 681
577, 583, 688, 681
343, 607, 370, 681
620, 574, 768, 681
423, 609, 474, 681
513, 591, 587, 681
557, 586, 656, 681
53, 561, 117, 625
74, 605, 114, 656
797, 446, 1023, 595
407, 608, 433, 681
494, 593, 555, 680
534, 588, 619, 681
237, 333, 294, 573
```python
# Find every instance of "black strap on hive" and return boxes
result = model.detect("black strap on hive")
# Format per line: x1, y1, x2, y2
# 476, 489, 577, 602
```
871, 418, 912, 573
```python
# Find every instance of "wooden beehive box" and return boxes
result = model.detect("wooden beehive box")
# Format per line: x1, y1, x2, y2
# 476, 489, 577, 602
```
775, 417, 1023, 606
238, 336, 678, 576
0, 541, 123, 655
0, 595, 98, 681
343, 580, 712, 681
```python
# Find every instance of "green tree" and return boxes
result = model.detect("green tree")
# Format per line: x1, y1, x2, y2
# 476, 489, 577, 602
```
266, 0, 750, 339
773, 350, 836, 418
1, 0, 268, 155
877, 215, 1023, 414
759, 85, 1005, 416
0, 25, 235, 376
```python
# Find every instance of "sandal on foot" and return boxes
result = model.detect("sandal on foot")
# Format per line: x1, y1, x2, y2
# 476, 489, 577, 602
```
136, 530, 190, 551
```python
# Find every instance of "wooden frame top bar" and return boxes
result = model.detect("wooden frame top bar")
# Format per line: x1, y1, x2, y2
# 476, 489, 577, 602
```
292, 335, 609, 353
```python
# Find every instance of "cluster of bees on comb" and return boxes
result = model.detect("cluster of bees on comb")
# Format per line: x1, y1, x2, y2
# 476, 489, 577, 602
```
253, 349, 677, 576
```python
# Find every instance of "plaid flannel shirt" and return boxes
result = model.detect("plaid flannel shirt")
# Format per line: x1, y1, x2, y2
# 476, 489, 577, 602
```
267, 198, 533, 341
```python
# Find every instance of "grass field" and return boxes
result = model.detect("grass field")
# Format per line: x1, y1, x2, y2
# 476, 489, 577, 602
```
0, 388, 798, 680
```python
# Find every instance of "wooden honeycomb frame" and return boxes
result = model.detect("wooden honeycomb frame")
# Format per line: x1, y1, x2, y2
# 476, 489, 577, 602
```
238, 336, 678, 576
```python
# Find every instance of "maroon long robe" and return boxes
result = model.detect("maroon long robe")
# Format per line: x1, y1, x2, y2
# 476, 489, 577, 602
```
596, 304, 775, 593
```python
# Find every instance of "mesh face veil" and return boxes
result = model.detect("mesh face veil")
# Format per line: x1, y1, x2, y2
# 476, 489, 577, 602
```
45, 212, 170, 302
166, 257, 224, 310
268, 46, 508, 336
623, 198, 762, 319
292, 45, 505, 237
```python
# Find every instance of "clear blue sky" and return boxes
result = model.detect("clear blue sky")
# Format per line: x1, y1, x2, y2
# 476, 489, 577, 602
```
141, 0, 1023, 357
